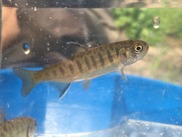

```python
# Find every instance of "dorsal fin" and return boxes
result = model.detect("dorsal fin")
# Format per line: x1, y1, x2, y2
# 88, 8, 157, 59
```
65, 41, 90, 58
66, 41, 89, 51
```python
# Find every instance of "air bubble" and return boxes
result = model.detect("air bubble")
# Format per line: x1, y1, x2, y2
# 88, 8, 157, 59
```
22, 42, 30, 54
153, 16, 160, 29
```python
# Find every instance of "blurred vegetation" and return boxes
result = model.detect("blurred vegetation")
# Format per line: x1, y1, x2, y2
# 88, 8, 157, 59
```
112, 8, 182, 45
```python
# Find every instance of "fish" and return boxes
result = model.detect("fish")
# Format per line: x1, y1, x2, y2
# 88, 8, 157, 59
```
13, 40, 149, 98
0, 109, 36, 137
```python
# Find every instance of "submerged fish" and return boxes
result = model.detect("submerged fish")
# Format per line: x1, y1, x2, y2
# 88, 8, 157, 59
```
13, 40, 149, 98
0, 110, 36, 137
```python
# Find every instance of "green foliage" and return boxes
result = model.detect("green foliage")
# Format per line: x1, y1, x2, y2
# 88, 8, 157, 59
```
112, 8, 182, 45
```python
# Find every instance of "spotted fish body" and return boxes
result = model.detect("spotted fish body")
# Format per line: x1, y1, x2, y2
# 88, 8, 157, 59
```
13, 40, 149, 98
0, 117, 36, 137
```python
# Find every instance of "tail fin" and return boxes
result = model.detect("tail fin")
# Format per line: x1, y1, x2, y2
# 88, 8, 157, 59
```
13, 67, 36, 97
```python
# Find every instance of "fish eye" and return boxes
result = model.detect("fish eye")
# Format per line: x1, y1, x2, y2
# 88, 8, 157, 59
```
134, 44, 143, 53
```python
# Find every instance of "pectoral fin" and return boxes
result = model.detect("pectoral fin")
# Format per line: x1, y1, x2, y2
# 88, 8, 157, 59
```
49, 81, 70, 99
118, 48, 127, 63
119, 64, 127, 81
65, 41, 89, 57
121, 65, 125, 78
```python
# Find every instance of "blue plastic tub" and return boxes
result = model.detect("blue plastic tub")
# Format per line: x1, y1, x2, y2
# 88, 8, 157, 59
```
0, 69, 182, 135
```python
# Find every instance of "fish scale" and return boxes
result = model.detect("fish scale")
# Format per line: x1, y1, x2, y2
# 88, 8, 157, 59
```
13, 40, 149, 98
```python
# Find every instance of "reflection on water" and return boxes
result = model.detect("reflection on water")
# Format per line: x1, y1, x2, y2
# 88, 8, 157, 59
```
36, 119, 182, 137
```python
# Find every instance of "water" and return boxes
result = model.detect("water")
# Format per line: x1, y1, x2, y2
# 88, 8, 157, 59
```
1, 0, 182, 137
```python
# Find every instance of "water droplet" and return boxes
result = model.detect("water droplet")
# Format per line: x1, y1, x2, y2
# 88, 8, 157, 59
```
47, 47, 50, 51
33, 7, 37, 11
87, 45, 91, 48
7, 103, 10, 108
7, 0, 13, 4
46, 42, 50, 46
14, 3, 18, 7
22, 42, 30, 54
55, 2, 59, 6
153, 16, 160, 29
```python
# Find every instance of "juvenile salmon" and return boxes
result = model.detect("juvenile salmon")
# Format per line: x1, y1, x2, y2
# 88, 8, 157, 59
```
13, 40, 149, 98
0, 110, 36, 137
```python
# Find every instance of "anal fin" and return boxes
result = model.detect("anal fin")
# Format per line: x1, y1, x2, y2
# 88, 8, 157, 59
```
83, 80, 90, 90
48, 81, 70, 99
